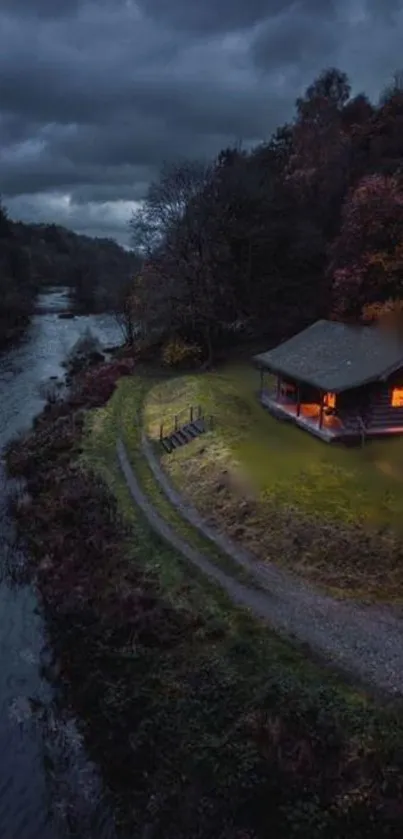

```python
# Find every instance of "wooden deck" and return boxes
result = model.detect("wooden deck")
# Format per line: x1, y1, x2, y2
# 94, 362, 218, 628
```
259, 390, 347, 443
259, 390, 403, 443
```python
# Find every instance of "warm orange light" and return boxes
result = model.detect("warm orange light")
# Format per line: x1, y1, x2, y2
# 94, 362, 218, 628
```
391, 388, 403, 407
324, 392, 336, 409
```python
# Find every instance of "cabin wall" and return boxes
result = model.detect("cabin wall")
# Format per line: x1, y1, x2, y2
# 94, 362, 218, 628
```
299, 383, 321, 403
366, 373, 403, 429
337, 386, 370, 413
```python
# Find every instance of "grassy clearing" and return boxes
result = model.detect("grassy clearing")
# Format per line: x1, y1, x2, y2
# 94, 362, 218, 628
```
81, 374, 403, 837
143, 362, 403, 600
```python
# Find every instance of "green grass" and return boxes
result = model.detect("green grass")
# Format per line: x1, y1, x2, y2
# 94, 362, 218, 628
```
78, 371, 403, 837
145, 361, 403, 529
142, 362, 403, 600
82, 374, 257, 587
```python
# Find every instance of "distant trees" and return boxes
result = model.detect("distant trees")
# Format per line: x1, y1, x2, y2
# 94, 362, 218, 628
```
9, 219, 139, 315
0, 203, 140, 351
65, 236, 139, 314
0, 198, 38, 349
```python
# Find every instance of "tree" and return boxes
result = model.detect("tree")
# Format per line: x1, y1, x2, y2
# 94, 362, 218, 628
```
330, 174, 403, 317
130, 159, 211, 257
379, 69, 403, 105
296, 67, 351, 115
362, 298, 403, 330
351, 85, 403, 182
341, 93, 374, 134
114, 278, 139, 347
130, 158, 243, 364
286, 68, 352, 239
0, 197, 11, 238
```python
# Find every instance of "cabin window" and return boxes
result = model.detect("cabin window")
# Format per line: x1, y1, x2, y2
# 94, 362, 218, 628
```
324, 392, 336, 409
391, 388, 403, 407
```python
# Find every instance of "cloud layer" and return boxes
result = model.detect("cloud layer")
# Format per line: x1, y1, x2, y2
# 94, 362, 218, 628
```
1, 0, 402, 246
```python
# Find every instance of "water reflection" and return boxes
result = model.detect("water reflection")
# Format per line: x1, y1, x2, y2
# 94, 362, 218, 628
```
0, 288, 122, 838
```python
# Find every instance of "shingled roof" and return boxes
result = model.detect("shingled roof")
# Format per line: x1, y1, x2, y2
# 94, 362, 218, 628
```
254, 319, 403, 392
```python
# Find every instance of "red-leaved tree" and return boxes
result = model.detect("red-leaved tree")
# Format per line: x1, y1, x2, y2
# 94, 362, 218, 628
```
330, 174, 403, 318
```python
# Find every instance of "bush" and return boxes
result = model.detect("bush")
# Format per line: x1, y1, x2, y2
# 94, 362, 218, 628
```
70, 358, 135, 408
161, 336, 202, 368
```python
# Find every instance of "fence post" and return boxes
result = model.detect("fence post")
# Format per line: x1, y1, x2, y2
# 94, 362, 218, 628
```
190, 405, 193, 423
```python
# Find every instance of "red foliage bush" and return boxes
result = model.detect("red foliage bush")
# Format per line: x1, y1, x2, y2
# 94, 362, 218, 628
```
72, 357, 135, 408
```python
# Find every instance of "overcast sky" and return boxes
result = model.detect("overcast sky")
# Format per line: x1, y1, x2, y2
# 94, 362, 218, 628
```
0, 0, 401, 248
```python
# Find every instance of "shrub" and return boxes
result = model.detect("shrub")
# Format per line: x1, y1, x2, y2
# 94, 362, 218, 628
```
71, 358, 135, 408
161, 336, 202, 368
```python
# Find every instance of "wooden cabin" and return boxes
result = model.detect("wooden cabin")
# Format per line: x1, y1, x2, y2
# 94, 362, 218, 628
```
254, 319, 403, 443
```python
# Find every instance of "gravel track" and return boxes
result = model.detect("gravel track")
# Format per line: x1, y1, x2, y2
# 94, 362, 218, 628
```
117, 436, 403, 697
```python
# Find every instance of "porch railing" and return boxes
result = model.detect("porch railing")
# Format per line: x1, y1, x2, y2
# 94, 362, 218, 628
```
357, 413, 367, 447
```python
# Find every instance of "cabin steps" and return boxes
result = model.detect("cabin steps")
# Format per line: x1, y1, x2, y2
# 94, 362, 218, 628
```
160, 418, 206, 454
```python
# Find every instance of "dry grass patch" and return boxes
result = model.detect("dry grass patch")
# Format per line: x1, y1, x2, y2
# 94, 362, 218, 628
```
164, 438, 403, 599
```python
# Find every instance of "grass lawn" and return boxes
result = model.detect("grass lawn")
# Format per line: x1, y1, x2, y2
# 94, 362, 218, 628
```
143, 362, 403, 600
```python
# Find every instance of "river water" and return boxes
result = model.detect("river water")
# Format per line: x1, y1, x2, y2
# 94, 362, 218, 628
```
0, 288, 123, 838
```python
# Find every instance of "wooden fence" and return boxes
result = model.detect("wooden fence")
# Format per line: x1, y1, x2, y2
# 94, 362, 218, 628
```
159, 405, 213, 441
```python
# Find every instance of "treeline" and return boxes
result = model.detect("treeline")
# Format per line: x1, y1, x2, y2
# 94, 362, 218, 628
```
129, 67, 403, 364
0, 203, 38, 349
13, 219, 139, 313
0, 204, 140, 349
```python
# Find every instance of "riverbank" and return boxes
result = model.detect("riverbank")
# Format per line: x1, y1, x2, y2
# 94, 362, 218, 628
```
0, 293, 126, 839
5, 357, 403, 836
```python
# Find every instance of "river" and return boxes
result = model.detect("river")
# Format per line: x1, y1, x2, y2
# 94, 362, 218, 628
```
0, 288, 123, 838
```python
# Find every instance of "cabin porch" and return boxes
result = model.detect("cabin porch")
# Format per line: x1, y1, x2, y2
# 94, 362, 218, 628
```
256, 366, 364, 443
259, 388, 346, 442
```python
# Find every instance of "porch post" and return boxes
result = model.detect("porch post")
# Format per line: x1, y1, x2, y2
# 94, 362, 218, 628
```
319, 391, 324, 428
296, 383, 301, 417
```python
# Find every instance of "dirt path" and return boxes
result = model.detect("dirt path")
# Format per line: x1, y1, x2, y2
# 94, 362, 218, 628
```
117, 437, 403, 697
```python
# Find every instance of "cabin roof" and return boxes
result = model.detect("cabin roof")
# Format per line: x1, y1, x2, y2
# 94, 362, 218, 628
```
253, 319, 403, 392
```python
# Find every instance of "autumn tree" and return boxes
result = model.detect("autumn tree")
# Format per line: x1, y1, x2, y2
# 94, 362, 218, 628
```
362, 298, 403, 327
330, 174, 403, 318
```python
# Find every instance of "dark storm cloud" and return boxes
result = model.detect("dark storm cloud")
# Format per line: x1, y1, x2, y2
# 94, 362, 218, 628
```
251, 5, 341, 75
0, 0, 80, 17
135, 0, 339, 34
0, 0, 403, 245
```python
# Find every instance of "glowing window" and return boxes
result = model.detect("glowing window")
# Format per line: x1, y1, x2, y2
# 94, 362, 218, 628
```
324, 392, 336, 409
391, 388, 403, 407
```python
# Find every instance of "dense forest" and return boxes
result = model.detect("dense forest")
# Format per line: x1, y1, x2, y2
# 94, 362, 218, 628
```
0, 202, 139, 350
129, 67, 403, 364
